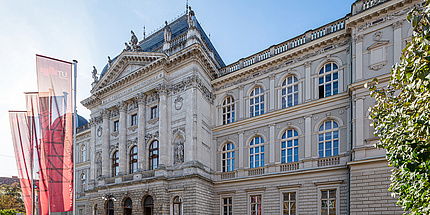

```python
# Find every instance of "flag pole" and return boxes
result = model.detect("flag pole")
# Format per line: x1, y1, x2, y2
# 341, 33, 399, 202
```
73, 60, 78, 215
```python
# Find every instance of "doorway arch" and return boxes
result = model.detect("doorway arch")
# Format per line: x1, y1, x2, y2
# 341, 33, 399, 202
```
143, 195, 154, 215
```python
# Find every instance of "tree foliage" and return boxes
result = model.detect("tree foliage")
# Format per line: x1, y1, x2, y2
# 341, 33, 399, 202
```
0, 209, 17, 215
367, 1, 430, 214
0, 183, 24, 213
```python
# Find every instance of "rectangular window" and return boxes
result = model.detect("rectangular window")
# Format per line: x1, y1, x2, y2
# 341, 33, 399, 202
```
321, 189, 336, 215
113, 121, 119, 132
151, 106, 158, 119
222, 197, 232, 215
250, 195, 261, 215
283, 192, 296, 215
131, 114, 137, 126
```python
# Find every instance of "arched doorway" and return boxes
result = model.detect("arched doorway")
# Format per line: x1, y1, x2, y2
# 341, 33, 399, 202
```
124, 198, 132, 215
105, 200, 114, 215
143, 195, 154, 215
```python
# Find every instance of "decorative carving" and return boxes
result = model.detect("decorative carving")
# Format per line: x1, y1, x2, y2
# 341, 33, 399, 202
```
304, 61, 311, 68
117, 101, 128, 112
148, 118, 159, 125
124, 42, 131, 51
110, 108, 119, 118
101, 109, 111, 119
127, 137, 138, 148
373, 31, 382, 41
147, 92, 159, 104
92, 66, 98, 83
96, 155, 102, 178
355, 35, 364, 43
128, 100, 138, 111
163, 21, 172, 42
111, 131, 119, 137
357, 6, 415, 32
187, 6, 195, 27
174, 96, 183, 110
172, 127, 186, 136
108, 56, 113, 67
109, 143, 119, 154
145, 131, 159, 141
174, 139, 184, 164
326, 112, 331, 116
369, 61, 386, 71
392, 20, 402, 30
136, 92, 147, 104
339, 110, 345, 115
97, 126, 103, 137
313, 116, 319, 120
128, 125, 138, 132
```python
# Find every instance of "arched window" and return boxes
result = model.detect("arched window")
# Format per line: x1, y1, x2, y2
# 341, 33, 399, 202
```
222, 96, 235, 125
318, 62, 339, 98
281, 129, 299, 163
130, 146, 138, 174
80, 173, 86, 193
143, 195, 154, 215
318, 120, 339, 158
124, 198, 132, 215
112, 151, 119, 177
249, 136, 264, 168
149, 141, 159, 170
250, 87, 264, 117
282, 76, 299, 108
221, 143, 235, 172
173, 196, 182, 215
81, 144, 86, 162
106, 200, 114, 215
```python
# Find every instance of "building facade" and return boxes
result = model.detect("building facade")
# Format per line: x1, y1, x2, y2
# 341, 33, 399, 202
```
75, 0, 421, 214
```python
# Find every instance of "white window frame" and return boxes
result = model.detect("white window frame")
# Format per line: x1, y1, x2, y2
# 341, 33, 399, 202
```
221, 96, 236, 125
318, 62, 340, 98
279, 188, 299, 215
249, 87, 265, 117
281, 76, 299, 108
81, 144, 86, 162
249, 136, 265, 169
318, 120, 340, 158
247, 193, 263, 215
281, 129, 299, 163
317, 185, 340, 215
221, 142, 235, 172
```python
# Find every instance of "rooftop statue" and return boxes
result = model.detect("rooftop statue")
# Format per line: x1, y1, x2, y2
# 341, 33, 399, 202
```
92, 66, 98, 83
108, 56, 112, 67
130, 30, 138, 47
124, 42, 131, 51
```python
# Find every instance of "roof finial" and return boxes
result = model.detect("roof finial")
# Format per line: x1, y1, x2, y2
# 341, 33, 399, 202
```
143, 26, 146, 40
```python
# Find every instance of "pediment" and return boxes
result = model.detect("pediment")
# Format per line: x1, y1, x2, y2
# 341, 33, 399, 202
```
367, 40, 389, 50
91, 51, 166, 93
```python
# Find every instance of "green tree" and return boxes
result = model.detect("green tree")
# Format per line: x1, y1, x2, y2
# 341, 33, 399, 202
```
0, 209, 17, 215
0, 183, 25, 213
367, 1, 430, 214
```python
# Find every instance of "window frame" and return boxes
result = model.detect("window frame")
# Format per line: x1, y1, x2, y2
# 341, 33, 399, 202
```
112, 150, 119, 177
281, 75, 299, 108
221, 142, 235, 172
221, 96, 235, 125
317, 185, 340, 215
173, 196, 183, 215
129, 146, 138, 174
249, 136, 265, 169
81, 144, 86, 162
318, 62, 339, 98
249, 87, 265, 117
113, 120, 119, 132
151, 106, 158, 119
149, 140, 159, 170
221, 197, 233, 215
131, 113, 138, 126
80, 173, 86, 193
248, 194, 262, 215
281, 129, 299, 163
318, 120, 340, 158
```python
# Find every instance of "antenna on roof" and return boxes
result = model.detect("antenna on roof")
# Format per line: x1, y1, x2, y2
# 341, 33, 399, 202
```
143, 26, 146, 40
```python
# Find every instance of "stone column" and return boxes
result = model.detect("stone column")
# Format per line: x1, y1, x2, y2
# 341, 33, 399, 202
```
304, 115, 312, 158
136, 93, 147, 171
355, 35, 364, 81
269, 74, 275, 111
89, 118, 97, 182
101, 109, 110, 177
158, 87, 169, 166
269, 124, 275, 164
393, 21, 403, 63
238, 85, 244, 120
118, 101, 128, 175
355, 97, 365, 147
238, 131, 244, 169
304, 62, 311, 102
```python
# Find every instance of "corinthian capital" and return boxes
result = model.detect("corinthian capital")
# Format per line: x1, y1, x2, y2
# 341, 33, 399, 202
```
117, 101, 128, 112
135, 92, 147, 104
101, 109, 111, 119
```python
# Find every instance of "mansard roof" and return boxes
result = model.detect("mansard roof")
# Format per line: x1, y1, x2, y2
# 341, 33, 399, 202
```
100, 13, 225, 78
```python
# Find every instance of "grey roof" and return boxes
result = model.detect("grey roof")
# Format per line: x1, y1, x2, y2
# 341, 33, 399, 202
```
100, 14, 225, 78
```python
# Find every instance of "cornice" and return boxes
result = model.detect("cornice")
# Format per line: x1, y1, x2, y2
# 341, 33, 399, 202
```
212, 32, 349, 90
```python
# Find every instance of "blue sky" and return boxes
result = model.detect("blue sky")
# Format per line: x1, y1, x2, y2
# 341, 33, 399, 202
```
0, 0, 355, 177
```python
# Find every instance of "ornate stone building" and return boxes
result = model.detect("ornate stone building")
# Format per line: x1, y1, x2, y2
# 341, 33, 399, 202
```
75, 0, 421, 214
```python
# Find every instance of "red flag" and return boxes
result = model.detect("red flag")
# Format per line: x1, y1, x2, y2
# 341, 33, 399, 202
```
9, 111, 33, 215
36, 55, 73, 212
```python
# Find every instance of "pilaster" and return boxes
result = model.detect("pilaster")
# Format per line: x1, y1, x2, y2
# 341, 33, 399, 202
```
158, 88, 169, 167
355, 34, 364, 81
393, 20, 403, 63
304, 115, 313, 168
136, 93, 147, 171
355, 97, 365, 147
118, 101, 128, 175
305, 61, 312, 102
269, 74, 275, 111
101, 109, 110, 177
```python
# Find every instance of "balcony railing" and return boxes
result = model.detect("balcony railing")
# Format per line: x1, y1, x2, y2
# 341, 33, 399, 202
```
248, 167, 265, 176
220, 171, 236, 180
219, 16, 346, 76
317, 156, 340, 167
280, 162, 300, 172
